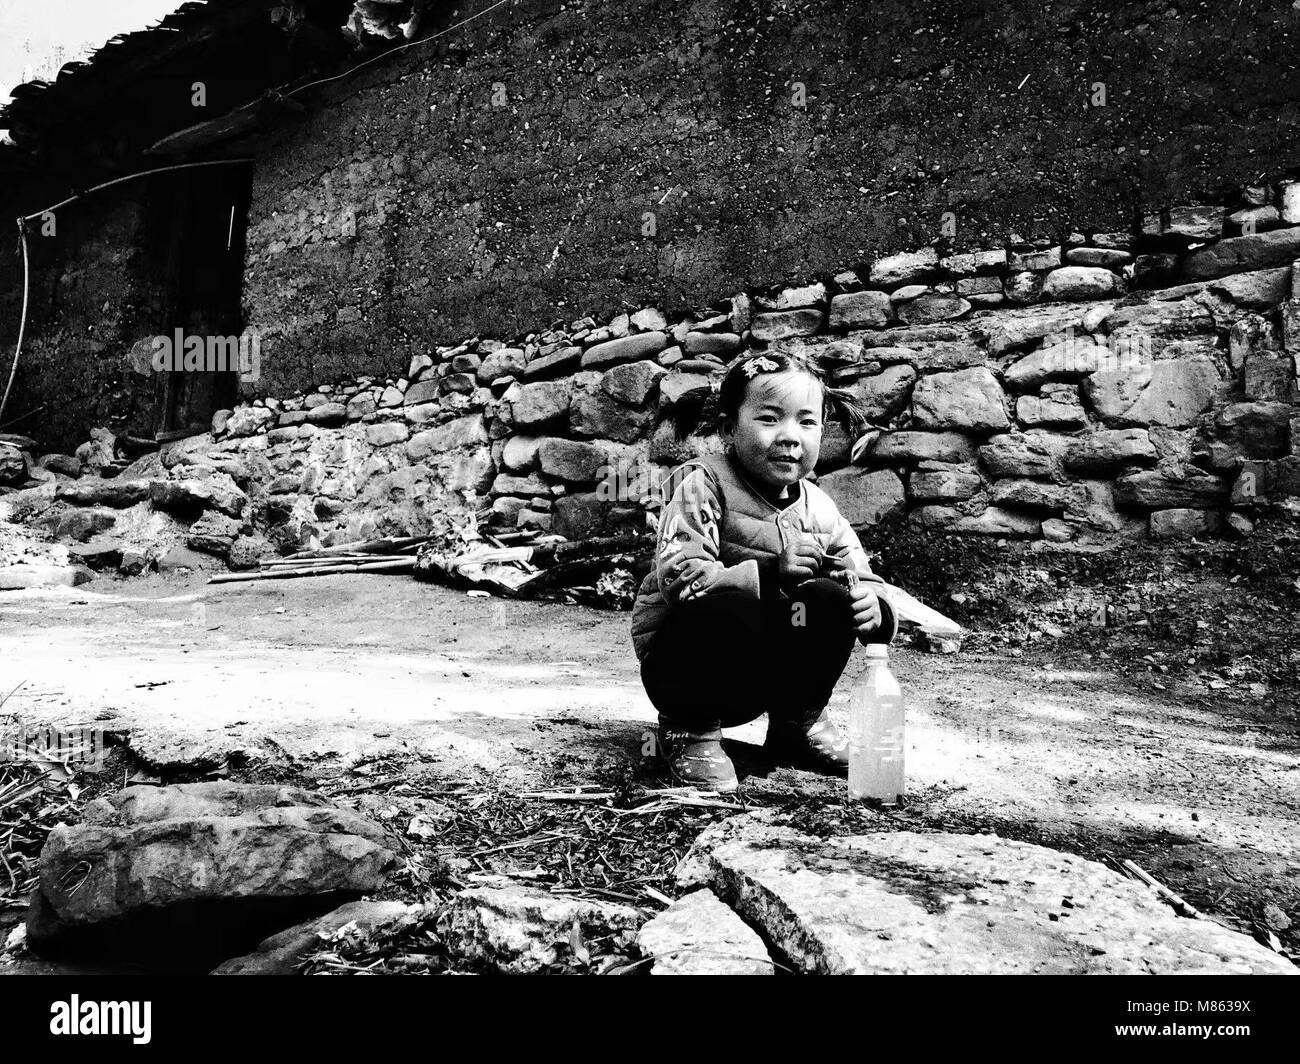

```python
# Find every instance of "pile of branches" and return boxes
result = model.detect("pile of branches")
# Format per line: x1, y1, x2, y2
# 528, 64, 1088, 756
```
299, 771, 756, 974
0, 765, 82, 912
413, 533, 655, 610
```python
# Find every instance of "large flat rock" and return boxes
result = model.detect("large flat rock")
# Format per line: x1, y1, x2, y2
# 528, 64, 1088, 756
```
676, 814, 1295, 974
27, 782, 398, 967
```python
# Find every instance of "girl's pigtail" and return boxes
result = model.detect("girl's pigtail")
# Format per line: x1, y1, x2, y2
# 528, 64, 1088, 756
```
823, 384, 870, 438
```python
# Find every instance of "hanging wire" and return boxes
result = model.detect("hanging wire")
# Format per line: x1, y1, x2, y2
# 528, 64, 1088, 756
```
0, 219, 29, 427
0, 158, 254, 427
287, 0, 515, 100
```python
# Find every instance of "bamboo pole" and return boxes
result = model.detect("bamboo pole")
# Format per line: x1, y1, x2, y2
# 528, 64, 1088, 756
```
208, 558, 414, 584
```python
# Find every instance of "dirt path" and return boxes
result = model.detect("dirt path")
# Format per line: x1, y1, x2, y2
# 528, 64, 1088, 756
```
1, 570, 1296, 959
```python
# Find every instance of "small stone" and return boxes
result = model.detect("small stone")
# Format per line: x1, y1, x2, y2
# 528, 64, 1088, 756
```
601, 360, 666, 405
909, 467, 983, 502
1164, 205, 1225, 240
1064, 429, 1158, 471
890, 284, 930, 303
896, 293, 971, 324
1009, 248, 1061, 272
1041, 266, 1124, 301
869, 247, 939, 286
581, 333, 669, 369
1003, 271, 1044, 303
817, 467, 906, 526
630, 308, 668, 331
306, 403, 348, 427
990, 479, 1072, 511
1229, 205, 1280, 231
681, 332, 743, 357
1182, 227, 1300, 282
1149, 509, 1224, 540
1065, 248, 1133, 269
1280, 182, 1300, 225
756, 282, 826, 311
538, 438, 608, 483
365, 422, 410, 447
955, 276, 1002, 296
910, 367, 1010, 433
828, 291, 893, 329
750, 309, 825, 341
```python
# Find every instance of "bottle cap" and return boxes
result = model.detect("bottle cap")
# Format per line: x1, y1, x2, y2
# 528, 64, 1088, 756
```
863, 643, 889, 658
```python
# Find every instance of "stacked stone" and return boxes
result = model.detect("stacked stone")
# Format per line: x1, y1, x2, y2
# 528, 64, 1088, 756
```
192, 178, 1300, 555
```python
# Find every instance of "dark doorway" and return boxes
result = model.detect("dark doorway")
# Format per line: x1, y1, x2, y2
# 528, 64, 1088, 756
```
153, 163, 252, 439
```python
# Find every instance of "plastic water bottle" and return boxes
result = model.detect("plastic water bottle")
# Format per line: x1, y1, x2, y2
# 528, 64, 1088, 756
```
848, 644, 905, 804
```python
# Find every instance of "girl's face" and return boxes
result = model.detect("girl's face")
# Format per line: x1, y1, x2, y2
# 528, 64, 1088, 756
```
723, 369, 823, 491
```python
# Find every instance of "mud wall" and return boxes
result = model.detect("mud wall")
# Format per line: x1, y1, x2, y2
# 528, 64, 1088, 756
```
241, 0, 1300, 396
0, 184, 169, 451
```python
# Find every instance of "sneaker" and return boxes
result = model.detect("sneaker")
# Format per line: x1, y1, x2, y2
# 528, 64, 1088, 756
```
765, 710, 849, 777
657, 719, 739, 794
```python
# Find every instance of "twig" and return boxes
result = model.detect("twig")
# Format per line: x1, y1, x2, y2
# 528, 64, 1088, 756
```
1122, 858, 1202, 918
516, 791, 616, 802
643, 885, 674, 907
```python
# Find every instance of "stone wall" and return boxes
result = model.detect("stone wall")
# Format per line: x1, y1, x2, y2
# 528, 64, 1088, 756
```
180, 180, 1300, 563
239, 0, 1300, 398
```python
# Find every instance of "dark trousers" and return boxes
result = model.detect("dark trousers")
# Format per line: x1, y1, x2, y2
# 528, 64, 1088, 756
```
639, 577, 864, 731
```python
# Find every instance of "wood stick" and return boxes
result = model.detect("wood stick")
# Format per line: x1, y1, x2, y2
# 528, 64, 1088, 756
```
259, 553, 377, 567
208, 558, 414, 584
1121, 858, 1202, 918
484, 534, 540, 573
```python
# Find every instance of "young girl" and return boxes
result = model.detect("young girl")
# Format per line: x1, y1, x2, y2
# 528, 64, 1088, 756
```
630, 350, 899, 793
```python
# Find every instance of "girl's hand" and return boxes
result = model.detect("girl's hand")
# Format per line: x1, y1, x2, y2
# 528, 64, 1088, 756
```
848, 581, 883, 636
777, 540, 823, 592
673, 557, 726, 602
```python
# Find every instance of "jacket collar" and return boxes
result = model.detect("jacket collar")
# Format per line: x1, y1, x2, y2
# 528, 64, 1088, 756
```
722, 449, 805, 515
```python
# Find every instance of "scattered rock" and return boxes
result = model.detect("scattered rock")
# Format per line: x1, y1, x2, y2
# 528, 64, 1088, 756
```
53, 508, 117, 543
636, 890, 773, 975
55, 480, 151, 509
149, 476, 248, 519
213, 900, 416, 975
432, 885, 640, 974
0, 444, 28, 486
186, 512, 244, 556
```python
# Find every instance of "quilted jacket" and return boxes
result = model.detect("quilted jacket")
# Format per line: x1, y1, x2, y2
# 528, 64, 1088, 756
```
630, 449, 899, 662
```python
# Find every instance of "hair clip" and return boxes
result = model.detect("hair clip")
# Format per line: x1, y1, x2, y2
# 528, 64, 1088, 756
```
740, 355, 781, 378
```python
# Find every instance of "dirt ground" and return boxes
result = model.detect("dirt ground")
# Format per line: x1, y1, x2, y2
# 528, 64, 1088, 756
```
1, 524, 1297, 965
